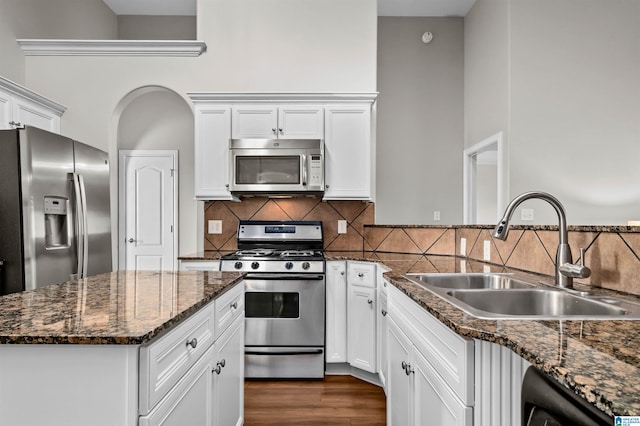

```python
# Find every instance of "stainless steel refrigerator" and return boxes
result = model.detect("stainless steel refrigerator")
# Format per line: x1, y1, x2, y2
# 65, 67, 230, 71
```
0, 126, 112, 295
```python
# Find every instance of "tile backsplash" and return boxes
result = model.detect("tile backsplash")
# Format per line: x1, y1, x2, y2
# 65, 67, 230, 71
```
202, 200, 640, 295
203, 198, 374, 251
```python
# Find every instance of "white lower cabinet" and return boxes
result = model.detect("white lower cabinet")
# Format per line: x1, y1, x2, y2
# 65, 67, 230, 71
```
140, 282, 245, 426
326, 260, 348, 363
347, 261, 377, 373
212, 315, 244, 426
139, 345, 215, 426
387, 283, 473, 426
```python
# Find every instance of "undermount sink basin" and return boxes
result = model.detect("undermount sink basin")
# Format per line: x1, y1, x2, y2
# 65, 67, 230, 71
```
402, 272, 640, 320
447, 289, 628, 319
404, 273, 534, 290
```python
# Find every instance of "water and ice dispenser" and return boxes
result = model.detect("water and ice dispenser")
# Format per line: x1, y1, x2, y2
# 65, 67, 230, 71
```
44, 196, 70, 249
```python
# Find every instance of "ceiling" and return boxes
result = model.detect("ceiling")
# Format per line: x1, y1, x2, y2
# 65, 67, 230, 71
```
102, 0, 476, 17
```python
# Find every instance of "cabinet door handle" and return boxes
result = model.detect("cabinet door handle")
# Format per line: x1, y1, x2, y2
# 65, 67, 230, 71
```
367, 299, 373, 304
230, 301, 238, 309
272, 128, 277, 134
278, 128, 283, 133
340, 271, 345, 276
219, 359, 226, 368
213, 364, 222, 375
401, 361, 408, 371
186, 337, 198, 349
381, 310, 387, 316
358, 273, 364, 278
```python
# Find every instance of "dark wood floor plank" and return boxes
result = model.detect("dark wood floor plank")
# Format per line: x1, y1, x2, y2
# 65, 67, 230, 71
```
245, 375, 386, 425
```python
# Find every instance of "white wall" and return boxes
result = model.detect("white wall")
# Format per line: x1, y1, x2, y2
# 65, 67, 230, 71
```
376, 17, 464, 224
118, 16, 196, 40
465, 0, 640, 225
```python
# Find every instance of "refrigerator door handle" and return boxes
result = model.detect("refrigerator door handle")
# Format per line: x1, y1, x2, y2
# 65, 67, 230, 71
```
72, 173, 87, 279
78, 174, 89, 278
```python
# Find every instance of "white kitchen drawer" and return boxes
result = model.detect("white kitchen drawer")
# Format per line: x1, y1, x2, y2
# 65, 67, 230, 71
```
388, 283, 474, 406
139, 301, 216, 415
214, 282, 244, 339
347, 261, 376, 288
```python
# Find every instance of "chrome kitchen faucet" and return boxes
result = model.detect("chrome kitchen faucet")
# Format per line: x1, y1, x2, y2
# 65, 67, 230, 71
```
492, 191, 590, 289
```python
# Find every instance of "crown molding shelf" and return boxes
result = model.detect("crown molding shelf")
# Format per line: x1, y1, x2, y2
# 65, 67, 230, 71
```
17, 39, 207, 57
187, 92, 379, 104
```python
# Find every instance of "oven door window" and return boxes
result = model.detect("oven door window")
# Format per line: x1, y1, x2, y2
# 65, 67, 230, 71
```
245, 292, 300, 318
236, 156, 301, 185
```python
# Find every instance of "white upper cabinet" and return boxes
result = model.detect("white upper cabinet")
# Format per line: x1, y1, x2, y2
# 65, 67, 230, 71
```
232, 105, 324, 139
193, 105, 233, 200
324, 104, 372, 200
0, 76, 65, 133
188, 93, 376, 201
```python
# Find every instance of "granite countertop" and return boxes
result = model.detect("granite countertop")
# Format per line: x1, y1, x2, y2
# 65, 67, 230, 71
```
0, 270, 244, 345
325, 251, 640, 417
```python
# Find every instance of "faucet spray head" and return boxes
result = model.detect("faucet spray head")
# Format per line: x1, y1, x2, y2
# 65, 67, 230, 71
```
492, 219, 509, 240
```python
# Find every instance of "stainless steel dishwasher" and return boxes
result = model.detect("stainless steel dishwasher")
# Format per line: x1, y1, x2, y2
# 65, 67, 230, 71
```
521, 366, 612, 426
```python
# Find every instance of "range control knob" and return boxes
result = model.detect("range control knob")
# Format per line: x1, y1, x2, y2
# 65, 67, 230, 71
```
302, 262, 310, 270
285, 262, 294, 270
251, 262, 260, 270
234, 261, 243, 270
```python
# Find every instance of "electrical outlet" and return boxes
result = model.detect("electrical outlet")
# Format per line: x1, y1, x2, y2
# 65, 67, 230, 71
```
460, 237, 466, 256
521, 208, 534, 221
483, 240, 491, 261
338, 220, 347, 234
208, 220, 222, 234
433, 211, 441, 221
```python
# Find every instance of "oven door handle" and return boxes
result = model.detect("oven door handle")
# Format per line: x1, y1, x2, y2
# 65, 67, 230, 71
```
244, 274, 325, 281
245, 349, 324, 356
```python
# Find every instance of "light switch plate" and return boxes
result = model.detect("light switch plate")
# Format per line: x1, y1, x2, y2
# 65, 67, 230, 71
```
338, 220, 347, 234
433, 211, 441, 221
460, 237, 466, 256
208, 220, 222, 234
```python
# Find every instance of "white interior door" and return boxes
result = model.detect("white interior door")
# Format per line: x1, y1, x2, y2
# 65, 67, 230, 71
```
119, 150, 177, 271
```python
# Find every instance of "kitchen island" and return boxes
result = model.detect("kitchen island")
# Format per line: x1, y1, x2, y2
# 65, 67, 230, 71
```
0, 270, 245, 426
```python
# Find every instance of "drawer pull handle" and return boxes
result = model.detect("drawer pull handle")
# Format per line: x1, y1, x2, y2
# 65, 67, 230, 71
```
358, 273, 364, 278
230, 301, 238, 310
381, 310, 387, 316
186, 338, 198, 349
367, 299, 373, 304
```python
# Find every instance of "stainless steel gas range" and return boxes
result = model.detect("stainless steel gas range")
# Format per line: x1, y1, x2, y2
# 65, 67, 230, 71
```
220, 220, 325, 379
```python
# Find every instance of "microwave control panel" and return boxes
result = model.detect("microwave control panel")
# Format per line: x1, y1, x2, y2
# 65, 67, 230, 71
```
308, 154, 323, 188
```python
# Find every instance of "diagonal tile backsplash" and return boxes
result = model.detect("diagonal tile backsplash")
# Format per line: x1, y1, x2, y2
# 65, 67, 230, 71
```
203, 199, 374, 251
201, 200, 640, 296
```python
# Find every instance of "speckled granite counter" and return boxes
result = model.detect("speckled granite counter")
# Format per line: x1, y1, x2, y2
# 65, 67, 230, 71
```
0, 270, 244, 345
321, 251, 640, 417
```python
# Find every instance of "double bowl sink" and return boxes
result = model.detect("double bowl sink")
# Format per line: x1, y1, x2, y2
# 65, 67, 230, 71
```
402, 273, 640, 320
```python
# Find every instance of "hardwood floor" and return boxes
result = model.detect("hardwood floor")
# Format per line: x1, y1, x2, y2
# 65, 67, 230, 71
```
244, 375, 386, 425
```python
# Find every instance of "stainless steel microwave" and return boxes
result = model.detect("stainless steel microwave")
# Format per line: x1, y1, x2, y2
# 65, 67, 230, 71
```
229, 139, 324, 195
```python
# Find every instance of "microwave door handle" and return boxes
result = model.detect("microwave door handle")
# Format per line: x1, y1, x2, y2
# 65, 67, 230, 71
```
301, 154, 307, 186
